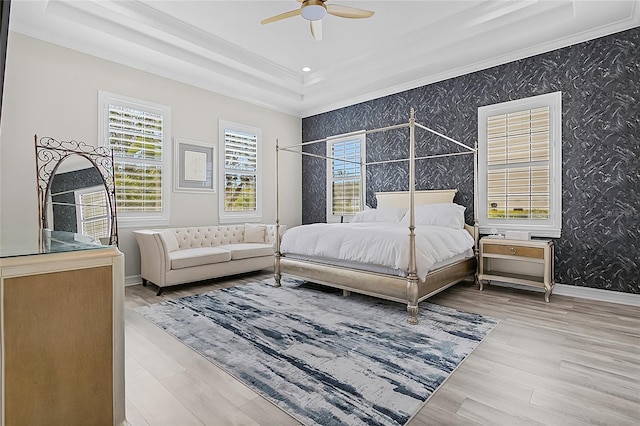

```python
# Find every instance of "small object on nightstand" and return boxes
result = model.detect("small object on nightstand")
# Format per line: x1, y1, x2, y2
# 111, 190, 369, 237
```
505, 230, 531, 240
478, 237, 555, 302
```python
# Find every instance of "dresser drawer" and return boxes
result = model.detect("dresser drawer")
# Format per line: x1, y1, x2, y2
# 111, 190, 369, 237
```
483, 243, 544, 259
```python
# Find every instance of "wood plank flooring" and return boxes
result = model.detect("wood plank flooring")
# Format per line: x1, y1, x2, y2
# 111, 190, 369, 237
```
124, 271, 640, 425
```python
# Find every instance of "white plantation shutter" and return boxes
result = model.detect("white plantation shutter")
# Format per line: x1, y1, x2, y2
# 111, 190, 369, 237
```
219, 121, 262, 223
331, 139, 362, 215
479, 92, 562, 237
77, 189, 110, 240
486, 107, 550, 220
99, 92, 171, 226
224, 129, 258, 212
327, 133, 365, 221
109, 105, 164, 212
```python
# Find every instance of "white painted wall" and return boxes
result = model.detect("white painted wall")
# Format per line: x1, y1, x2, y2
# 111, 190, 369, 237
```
0, 32, 302, 278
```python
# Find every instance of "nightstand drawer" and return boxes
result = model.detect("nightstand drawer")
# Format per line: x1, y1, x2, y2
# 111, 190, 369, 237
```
483, 244, 544, 259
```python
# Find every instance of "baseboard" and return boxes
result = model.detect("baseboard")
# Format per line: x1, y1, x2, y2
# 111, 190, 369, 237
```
488, 280, 640, 307
553, 283, 640, 306
125, 274, 142, 286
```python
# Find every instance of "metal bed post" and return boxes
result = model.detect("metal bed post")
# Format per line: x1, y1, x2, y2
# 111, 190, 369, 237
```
406, 108, 420, 324
474, 140, 479, 251
473, 139, 480, 285
274, 139, 282, 287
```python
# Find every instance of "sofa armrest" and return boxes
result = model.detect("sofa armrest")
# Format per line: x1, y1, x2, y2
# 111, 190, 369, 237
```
133, 230, 169, 286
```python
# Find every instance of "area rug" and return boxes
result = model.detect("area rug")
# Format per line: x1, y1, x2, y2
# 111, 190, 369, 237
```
135, 278, 498, 425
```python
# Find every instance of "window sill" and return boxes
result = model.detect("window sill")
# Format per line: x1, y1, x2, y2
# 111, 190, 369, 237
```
219, 214, 263, 225
479, 225, 561, 239
117, 217, 170, 229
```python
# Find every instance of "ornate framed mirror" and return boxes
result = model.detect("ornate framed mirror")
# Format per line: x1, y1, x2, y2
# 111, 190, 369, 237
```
35, 136, 118, 246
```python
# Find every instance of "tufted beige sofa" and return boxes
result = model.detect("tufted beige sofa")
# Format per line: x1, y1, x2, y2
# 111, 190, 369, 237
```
133, 224, 282, 295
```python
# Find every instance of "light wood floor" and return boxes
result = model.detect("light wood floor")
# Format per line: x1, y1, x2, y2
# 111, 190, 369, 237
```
124, 271, 640, 425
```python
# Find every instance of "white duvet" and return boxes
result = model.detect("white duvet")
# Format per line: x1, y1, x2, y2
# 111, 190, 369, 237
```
279, 223, 474, 281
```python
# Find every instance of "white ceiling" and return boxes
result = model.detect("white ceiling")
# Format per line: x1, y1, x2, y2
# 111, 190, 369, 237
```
8, 0, 640, 117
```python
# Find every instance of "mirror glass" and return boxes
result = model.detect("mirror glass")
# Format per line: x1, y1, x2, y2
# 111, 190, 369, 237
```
45, 155, 111, 244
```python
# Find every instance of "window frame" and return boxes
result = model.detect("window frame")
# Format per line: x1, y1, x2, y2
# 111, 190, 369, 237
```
218, 119, 262, 224
478, 91, 562, 238
326, 132, 366, 223
98, 91, 171, 227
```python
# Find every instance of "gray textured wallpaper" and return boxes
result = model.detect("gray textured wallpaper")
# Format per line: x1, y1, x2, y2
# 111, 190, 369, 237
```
302, 27, 639, 294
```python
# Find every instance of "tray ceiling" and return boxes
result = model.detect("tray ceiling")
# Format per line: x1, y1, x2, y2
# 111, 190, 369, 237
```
9, 0, 640, 117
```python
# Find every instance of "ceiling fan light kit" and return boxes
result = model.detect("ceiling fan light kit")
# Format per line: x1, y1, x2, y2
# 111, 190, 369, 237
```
301, 0, 327, 21
261, 0, 374, 41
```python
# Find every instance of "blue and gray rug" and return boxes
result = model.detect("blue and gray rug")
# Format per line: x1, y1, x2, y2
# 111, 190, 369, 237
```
136, 278, 498, 425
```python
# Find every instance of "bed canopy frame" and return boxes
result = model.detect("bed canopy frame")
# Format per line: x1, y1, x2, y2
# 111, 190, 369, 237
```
274, 108, 478, 324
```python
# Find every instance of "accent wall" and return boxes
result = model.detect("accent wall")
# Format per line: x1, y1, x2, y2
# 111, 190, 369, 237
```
301, 27, 639, 294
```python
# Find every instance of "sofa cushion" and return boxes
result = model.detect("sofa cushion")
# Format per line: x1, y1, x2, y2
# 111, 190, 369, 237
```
244, 223, 266, 243
169, 247, 232, 270
218, 243, 274, 260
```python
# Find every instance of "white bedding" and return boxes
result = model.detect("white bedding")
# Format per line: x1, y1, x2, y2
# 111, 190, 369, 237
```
280, 222, 475, 281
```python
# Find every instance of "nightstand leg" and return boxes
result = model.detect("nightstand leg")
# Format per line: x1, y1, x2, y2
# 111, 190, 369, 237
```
544, 282, 554, 302
479, 279, 488, 291
544, 285, 551, 302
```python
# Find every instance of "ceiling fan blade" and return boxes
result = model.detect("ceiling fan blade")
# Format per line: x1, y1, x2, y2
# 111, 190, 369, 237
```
261, 9, 301, 25
326, 4, 374, 19
310, 19, 323, 41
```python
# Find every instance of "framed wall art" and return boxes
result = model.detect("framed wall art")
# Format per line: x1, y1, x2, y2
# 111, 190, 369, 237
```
174, 138, 215, 193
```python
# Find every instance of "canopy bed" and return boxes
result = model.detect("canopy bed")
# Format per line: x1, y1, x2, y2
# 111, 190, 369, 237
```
274, 109, 478, 324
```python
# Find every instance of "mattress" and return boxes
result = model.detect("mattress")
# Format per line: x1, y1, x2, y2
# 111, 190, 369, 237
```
279, 222, 475, 281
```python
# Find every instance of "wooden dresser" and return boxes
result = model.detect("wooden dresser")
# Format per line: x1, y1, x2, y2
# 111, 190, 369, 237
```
478, 237, 555, 302
0, 230, 126, 425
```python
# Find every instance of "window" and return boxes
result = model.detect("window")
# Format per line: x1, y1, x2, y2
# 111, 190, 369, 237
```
326, 133, 366, 222
98, 91, 171, 227
75, 186, 110, 241
478, 92, 562, 237
219, 120, 262, 223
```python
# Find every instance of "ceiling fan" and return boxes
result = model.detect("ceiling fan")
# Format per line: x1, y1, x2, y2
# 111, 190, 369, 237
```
261, 0, 375, 41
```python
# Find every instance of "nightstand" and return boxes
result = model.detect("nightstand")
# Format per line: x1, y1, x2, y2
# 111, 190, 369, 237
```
478, 237, 555, 302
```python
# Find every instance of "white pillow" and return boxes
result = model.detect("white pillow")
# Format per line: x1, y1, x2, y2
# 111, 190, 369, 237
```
244, 223, 266, 243
158, 229, 179, 252
400, 203, 466, 229
351, 207, 407, 223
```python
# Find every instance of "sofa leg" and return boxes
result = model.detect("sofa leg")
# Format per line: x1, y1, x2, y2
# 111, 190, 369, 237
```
142, 278, 148, 287
156, 287, 163, 296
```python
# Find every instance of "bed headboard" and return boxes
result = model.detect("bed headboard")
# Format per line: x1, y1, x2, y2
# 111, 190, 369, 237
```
375, 189, 457, 209
375, 188, 477, 248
